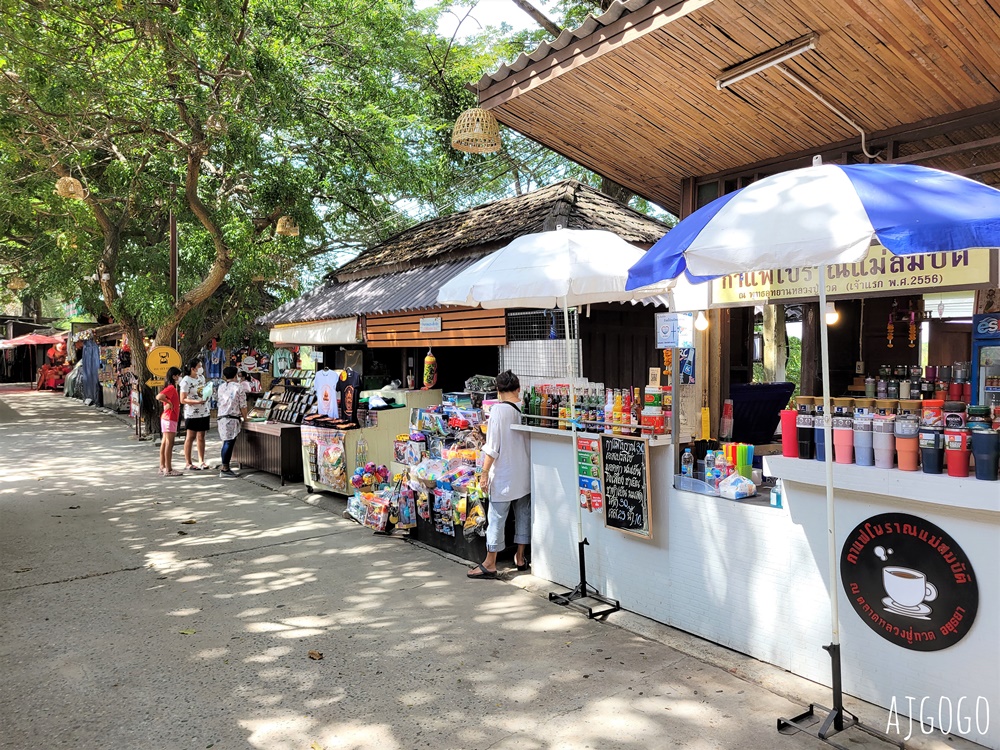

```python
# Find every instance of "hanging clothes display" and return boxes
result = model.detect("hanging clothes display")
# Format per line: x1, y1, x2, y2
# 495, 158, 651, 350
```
272, 348, 294, 376
313, 367, 341, 419
81, 339, 101, 404
206, 341, 226, 380
337, 367, 362, 425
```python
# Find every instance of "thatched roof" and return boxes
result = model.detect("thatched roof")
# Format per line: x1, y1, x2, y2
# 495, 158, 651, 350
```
329, 179, 672, 281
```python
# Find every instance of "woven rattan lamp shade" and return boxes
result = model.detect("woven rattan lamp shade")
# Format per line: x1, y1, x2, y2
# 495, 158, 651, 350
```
55, 176, 85, 200
7, 276, 27, 291
451, 107, 501, 154
276, 215, 299, 236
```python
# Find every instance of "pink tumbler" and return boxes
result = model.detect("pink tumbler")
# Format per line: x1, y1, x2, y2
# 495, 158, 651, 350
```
780, 410, 799, 458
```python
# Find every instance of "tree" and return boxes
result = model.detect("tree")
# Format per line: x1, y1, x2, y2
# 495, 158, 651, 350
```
0, 0, 489, 424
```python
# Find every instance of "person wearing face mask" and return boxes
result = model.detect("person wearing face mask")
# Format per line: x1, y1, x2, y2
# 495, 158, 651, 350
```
180, 357, 211, 470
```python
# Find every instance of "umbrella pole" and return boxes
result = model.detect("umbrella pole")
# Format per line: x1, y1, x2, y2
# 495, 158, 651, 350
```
548, 298, 620, 619
817, 268, 844, 731
778, 269, 902, 749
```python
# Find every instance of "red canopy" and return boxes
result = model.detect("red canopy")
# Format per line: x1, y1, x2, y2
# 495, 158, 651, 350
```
0, 333, 64, 349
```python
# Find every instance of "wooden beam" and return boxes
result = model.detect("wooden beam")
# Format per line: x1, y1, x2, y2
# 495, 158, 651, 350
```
892, 134, 1000, 164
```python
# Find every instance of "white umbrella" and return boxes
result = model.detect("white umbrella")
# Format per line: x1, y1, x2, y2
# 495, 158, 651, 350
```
438, 227, 674, 614
438, 228, 672, 309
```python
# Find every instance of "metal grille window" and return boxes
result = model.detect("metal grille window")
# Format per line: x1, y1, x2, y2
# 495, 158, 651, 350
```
500, 309, 582, 381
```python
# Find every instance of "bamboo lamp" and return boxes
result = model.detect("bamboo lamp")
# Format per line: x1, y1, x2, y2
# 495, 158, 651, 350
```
206, 114, 228, 134
55, 176, 85, 200
451, 107, 501, 153
276, 216, 299, 236
7, 276, 27, 291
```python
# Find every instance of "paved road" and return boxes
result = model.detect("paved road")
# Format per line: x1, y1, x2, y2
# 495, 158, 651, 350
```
0, 387, 976, 750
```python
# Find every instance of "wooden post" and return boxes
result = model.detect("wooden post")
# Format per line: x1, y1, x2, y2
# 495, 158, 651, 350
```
762, 304, 787, 382
800, 302, 820, 396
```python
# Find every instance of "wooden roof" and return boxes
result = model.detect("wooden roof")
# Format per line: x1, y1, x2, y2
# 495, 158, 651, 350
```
476, 0, 1000, 214
330, 179, 671, 281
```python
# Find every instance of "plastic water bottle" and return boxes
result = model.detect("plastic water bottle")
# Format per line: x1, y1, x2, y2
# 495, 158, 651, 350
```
681, 448, 694, 477
704, 450, 715, 477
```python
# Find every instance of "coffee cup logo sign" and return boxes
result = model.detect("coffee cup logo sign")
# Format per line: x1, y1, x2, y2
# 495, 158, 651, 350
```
841, 513, 978, 651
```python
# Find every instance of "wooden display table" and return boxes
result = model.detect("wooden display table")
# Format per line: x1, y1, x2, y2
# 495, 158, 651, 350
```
234, 422, 303, 485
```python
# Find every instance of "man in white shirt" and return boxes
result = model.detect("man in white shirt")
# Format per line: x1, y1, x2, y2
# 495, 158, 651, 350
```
468, 370, 531, 579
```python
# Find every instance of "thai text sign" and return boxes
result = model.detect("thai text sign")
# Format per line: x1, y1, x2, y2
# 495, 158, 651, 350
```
710, 246, 996, 306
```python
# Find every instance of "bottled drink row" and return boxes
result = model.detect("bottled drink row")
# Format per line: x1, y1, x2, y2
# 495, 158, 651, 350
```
522, 384, 651, 435
863, 362, 974, 402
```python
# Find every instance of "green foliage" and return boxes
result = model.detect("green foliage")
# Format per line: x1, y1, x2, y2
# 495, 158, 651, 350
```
0, 0, 675, 347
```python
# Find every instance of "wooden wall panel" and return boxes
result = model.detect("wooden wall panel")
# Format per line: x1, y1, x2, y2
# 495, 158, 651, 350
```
365, 307, 507, 348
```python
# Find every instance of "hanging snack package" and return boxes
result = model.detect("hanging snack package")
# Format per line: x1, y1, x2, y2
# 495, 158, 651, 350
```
355, 435, 369, 467
422, 347, 437, 389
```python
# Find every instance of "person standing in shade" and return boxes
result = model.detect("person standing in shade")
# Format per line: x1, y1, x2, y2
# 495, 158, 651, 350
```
216, 366, 248, 478
180, 357, 210, 471
156, 367, 183, 476
468, 370, 531, 579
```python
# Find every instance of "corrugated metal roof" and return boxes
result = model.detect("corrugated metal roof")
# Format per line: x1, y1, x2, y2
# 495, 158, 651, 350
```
476, 0, 653, 89
258, 258, 482, 326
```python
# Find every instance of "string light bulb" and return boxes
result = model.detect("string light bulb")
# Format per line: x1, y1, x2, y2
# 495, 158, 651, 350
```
694, 311, 709, 331
824, 302, 839, 325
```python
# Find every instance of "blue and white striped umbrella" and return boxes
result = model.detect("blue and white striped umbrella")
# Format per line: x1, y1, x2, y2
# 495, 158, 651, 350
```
626, 163, 1000, 288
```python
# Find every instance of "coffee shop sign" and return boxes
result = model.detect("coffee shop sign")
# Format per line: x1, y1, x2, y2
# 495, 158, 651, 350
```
711, 246, 996, 306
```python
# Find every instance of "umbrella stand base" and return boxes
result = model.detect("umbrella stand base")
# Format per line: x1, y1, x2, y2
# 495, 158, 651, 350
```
547, 539, 621, 619
777, 704, 903, 750
778, 643, 904, 750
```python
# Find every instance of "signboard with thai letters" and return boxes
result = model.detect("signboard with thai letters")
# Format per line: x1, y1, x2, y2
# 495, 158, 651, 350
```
710, 246, 997, 307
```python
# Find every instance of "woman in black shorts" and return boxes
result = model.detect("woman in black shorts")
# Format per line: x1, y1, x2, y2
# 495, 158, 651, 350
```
180, 357, 211, 470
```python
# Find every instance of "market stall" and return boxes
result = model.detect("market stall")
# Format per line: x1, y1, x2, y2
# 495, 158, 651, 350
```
619, 162, 1000, 749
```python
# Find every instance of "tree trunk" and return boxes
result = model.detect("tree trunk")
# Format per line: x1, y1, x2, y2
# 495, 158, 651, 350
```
119, 316, 160, 435
599, 176, 635, 206
762, 304, 787, 382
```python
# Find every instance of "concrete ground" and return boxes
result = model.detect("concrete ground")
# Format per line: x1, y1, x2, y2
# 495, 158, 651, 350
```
0, 385, 983, 750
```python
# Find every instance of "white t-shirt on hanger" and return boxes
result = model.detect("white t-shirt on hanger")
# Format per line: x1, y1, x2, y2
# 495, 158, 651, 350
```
313, 368, 341, 418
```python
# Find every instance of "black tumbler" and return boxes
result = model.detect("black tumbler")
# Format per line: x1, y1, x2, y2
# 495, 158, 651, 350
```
971, 429, 999, 481
797, 414, 815, 460
919, 427, 944, 475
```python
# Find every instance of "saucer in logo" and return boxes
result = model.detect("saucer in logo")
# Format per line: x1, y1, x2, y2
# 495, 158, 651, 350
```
881, 597, 931, 619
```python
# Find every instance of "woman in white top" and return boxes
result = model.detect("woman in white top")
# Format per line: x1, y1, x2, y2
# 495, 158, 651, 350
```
468, 370, 531, 579
180, 357, 210, 470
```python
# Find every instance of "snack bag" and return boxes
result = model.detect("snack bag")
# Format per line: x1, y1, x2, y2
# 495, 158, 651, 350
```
422, 347, 438, 389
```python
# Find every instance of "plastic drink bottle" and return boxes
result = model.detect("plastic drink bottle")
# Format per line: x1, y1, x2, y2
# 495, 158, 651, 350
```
604, 389, 614, 434
704, 450, 715, 476
681, 447, 694, 476
613, 390, 623, 435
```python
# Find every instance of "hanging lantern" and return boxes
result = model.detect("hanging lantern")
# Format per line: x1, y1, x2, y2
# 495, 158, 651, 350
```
276, 216, 299, 236
55, 176, 85, 200
451, 107, 501, 154
7, 276, 27, 291
206, 114, 228, 134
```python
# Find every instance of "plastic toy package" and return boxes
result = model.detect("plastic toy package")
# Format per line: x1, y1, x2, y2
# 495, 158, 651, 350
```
463, 490, 487, 539
416, 489, 431, 520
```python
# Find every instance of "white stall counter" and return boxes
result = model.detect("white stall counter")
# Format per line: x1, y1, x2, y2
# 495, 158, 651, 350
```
520, 428, 999, 749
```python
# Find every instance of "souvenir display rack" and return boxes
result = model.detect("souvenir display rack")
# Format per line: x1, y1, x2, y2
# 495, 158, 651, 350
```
248, 370, 316, 424
302, 389, 441, 496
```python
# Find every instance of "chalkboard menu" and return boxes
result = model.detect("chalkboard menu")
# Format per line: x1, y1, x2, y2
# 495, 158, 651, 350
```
600, 434, 651, 539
